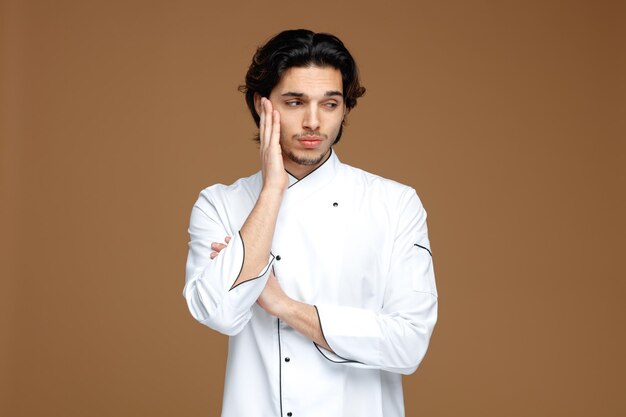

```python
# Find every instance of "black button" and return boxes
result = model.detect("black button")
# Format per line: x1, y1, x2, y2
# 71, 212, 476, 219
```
276, 255, 281, 261
287, 413, 292, 417
284, 357, 290, 362
333, 202, 338, 207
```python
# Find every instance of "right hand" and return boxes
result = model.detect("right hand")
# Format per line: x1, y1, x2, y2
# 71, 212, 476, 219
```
259, 97, 288, 192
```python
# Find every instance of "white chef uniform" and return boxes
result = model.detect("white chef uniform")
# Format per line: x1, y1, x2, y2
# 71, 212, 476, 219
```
183, 149, 438, 417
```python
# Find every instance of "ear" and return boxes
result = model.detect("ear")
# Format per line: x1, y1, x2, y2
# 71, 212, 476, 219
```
253, 93, 263, 117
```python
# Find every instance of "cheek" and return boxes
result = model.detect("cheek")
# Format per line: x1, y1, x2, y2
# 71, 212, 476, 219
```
278, 113, 299, 135
325, 113, 344, 134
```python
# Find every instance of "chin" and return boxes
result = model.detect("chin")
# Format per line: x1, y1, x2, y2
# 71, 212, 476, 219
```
286, 147, 330, 166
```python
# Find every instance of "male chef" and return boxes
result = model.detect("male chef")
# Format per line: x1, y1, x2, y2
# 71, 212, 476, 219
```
183, 29, 437, 417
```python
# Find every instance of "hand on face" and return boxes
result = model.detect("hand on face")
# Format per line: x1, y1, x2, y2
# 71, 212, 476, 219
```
259, 97, 289, 192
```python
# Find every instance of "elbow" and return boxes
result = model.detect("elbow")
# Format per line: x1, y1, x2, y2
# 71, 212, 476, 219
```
384, 318, 436, 374
198, 309, 250, 336
399, 338, 431, 375
386, 336, 427, 375
398, 365, 419, 376
183, 285, 250, 336
399, 297, 438, 373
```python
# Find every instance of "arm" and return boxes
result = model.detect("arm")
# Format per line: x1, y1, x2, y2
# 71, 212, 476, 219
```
208, 190, 437, 370
257, 273, 332, 351
183, 98, 288, 335
233, 98, 287, 289
313, 189, 438, 374
207, 243, 332, 350
225, 188, 437, 372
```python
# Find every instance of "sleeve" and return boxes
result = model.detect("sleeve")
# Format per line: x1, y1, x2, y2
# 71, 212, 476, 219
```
182, 189, 275, 336
314, 188, 438, 375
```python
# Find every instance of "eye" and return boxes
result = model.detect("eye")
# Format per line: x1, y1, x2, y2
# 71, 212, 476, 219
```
324, 102, 339, 109
285, 100, 302, 107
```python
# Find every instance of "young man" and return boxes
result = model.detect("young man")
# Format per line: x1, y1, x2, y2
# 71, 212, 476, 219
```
183, 29, 437, 417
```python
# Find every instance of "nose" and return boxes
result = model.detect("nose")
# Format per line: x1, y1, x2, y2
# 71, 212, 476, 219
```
303, 104, 320, 131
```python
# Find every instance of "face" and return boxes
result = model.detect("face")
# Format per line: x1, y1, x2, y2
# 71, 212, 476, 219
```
266, 66, 345, 176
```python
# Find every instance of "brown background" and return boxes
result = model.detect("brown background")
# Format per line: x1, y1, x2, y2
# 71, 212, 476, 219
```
1, 0, 625, 416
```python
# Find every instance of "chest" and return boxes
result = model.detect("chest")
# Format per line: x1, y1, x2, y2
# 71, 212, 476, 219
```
271, 187, 395, 308
221, 180, 396, 308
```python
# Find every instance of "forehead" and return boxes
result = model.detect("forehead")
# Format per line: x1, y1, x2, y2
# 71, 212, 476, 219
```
273, 66, 343, 95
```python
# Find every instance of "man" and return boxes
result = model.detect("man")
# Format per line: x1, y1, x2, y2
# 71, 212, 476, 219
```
183, 29, 437, 417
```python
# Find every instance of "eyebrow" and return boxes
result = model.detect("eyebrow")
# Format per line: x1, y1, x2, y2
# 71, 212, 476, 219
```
281, 90, 343, 98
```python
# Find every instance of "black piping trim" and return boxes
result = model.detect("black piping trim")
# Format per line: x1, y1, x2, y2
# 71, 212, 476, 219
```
228, 232, 275, 291
313, 342, 362, 364
285, 170, 298, 184
414, 244, 432, 257
277, 319, 284, 416
286, 148, 333, 189
312, 305, 363, 364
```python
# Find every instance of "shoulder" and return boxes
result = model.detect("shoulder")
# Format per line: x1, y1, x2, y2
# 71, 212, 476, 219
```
194, 172, 261, 211
337, 163, 430, 239
338, 162, 424, 210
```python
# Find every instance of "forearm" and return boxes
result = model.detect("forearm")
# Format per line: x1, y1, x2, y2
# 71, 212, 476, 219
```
277, 299, 332, 352
231, 188, 284, 289
314, 292, 437, 373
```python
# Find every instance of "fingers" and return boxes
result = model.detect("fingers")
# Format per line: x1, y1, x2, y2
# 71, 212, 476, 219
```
260, 98, 274, 152
210, 242, 226, 259
259, 97, 281, 155
259, 99, 266, 145
264, 99, 272, 149
211, 242, 227, 251
270, 110, 280, 149
210, 236, 232, 259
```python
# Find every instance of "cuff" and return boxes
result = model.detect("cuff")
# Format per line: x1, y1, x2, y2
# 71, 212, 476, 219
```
314, 304, 382, 365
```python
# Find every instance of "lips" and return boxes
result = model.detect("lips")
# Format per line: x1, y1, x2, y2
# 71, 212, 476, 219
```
298, 136, 322, 148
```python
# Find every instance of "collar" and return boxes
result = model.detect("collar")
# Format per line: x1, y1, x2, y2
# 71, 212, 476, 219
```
281, 148, 340, 207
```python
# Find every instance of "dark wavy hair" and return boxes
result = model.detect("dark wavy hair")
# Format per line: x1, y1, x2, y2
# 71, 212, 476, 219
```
239, 29, 366, 144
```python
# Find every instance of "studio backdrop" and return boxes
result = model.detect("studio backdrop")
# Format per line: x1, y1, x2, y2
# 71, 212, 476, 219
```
1, 1, 624, 416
